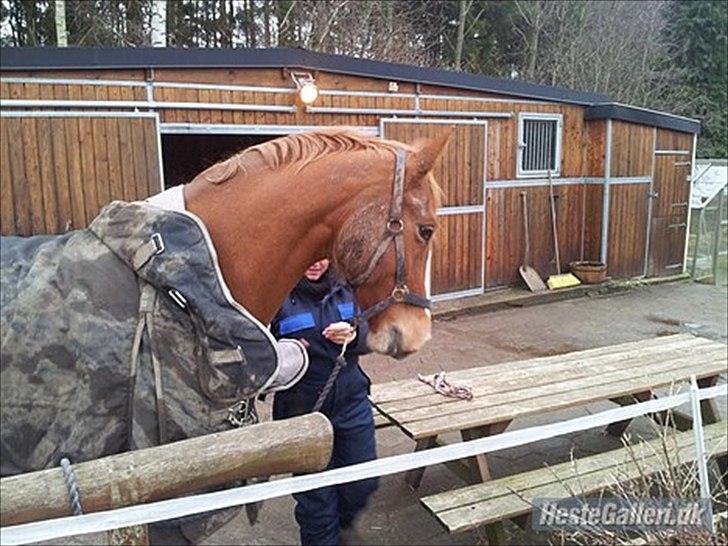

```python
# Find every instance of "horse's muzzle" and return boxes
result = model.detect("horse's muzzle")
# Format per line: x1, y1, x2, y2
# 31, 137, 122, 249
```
366, 321, 430, 359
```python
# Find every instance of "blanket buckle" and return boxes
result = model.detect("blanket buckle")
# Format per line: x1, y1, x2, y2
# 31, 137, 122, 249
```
227, 398, 259, 427
167, 288, 188, 310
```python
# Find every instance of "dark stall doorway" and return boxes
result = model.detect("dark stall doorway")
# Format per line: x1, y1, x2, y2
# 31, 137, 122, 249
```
161, 133, 275, 188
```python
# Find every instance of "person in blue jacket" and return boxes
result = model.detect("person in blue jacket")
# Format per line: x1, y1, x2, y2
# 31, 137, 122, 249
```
271, 258, 378, 546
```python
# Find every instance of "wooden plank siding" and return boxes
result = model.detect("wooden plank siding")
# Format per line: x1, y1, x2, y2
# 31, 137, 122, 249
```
0, 68, 695, 292
485, 185, 584, 287
381, 121, 484, 295
609, 121, 653, 177
582, 120, 606, 261
603, 120, 655, 277
484, 104, 588, 287
606, 184, 650, 278
655, 128, 693, 152
0, 114, 161, 235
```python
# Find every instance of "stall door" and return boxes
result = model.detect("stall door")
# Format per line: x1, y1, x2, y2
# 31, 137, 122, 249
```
381, 119, 486, 299
0, 112, 163, 236
647, 155, 692, 276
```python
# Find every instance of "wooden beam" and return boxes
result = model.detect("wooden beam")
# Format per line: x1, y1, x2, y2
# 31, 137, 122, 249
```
605, 391, 652, 437
1, 413, 333, 527
460, 421, 511, 483
697, 375, 722, 424
405, 436, 438, 490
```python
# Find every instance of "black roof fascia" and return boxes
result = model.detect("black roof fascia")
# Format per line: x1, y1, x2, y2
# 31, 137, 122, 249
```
586, 103, 700, 134
0, 47, 608, 106
2, 48, 699, 133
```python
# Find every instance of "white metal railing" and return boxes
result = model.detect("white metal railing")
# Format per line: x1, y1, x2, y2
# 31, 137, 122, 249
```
1, 379, 725, 545
0, 76, 550, 105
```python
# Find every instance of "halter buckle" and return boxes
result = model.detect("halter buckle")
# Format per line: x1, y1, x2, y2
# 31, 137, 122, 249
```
387, 219, 404, 234
391, 285, 409, 302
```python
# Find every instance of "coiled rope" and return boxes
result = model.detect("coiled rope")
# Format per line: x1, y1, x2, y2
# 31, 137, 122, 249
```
59, 457, 83, 516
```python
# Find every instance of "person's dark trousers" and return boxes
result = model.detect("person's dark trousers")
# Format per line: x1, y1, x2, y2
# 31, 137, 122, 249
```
273, 367, 378, 546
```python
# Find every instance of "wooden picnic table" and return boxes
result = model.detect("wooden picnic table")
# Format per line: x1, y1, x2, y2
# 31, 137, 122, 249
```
370, 333, 727, 489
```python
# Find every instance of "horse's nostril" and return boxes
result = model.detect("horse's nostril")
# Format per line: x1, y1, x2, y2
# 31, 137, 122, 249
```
388, 326, 413, 359
389, 326, 403, 352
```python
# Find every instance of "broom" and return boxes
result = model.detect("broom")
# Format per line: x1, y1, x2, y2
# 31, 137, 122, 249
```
546, 170, 581, 290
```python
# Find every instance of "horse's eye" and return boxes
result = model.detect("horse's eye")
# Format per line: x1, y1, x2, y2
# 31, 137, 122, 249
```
418, 225, 434, 242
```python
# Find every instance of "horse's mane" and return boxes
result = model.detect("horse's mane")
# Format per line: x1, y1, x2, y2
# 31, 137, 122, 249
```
196, 128, 413, 185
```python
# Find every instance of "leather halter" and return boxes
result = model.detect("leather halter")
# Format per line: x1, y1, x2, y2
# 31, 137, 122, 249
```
347, 148, 432, 325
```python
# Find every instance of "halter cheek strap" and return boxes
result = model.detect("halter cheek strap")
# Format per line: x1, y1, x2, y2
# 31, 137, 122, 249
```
311, 149, 431, 413
348, 148, 432, 325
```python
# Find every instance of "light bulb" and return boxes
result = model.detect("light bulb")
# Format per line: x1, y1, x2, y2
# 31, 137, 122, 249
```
298, 82, 319, 105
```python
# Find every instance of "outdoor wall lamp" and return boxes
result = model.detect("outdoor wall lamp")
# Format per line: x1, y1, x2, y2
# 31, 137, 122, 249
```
290, 71, 319, 105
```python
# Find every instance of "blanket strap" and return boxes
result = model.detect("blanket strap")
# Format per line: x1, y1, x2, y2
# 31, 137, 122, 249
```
131, 232, 165, 270
128, 283, 169, 446
209, 346, 246, 366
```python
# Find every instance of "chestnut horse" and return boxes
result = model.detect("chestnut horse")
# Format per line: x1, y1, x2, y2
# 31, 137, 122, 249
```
183, 129, 447, 358
0, 128, 445, 544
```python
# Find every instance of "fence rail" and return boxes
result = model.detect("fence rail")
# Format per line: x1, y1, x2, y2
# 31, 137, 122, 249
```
2, 379, 725, 545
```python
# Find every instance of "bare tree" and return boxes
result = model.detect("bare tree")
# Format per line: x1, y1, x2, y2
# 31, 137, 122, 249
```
454, 0, 468, 70
509, 1, 682, 108
54, 0, 67, 46
150, 0, 165, 46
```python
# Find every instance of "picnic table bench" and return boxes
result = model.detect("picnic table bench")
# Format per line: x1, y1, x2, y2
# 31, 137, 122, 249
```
370, 333, 726, 487
421, 422, 727, 541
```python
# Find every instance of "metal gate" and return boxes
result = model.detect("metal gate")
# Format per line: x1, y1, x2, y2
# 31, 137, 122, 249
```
380, 118, 487, 300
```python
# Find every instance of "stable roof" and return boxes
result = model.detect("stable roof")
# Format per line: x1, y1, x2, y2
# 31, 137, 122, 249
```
0, 47, 700, 133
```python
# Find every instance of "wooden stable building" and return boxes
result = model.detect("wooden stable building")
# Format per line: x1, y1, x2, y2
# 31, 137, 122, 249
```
0, 48, 700, 301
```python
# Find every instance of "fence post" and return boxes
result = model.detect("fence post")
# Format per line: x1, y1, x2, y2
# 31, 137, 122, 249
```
690, 207, 703, 279
711, 189, 725, 284
689, 375, 714, 533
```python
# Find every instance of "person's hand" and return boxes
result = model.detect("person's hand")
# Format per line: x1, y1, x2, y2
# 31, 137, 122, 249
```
322, 321, 356, 345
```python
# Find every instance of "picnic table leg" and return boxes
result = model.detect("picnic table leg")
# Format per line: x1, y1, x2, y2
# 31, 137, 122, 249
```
697, 375, 721, 424
664, 375, 724, 429
460, 421, 511, 484
716, 453, 728, 490
405, 436, 437, 489
605, 391, 652, 437
484, 521, 507, 546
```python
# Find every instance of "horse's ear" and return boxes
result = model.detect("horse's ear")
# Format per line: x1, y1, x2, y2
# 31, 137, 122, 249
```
410, 132, 450, 178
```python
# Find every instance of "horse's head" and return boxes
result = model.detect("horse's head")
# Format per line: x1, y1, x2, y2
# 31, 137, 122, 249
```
186, 128, 447, 359
334, 135, 448, 359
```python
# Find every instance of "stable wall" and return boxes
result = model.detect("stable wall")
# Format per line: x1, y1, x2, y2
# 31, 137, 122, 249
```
0, 112, 161, 236
581, 118, 695, 279
0, 66, 695, 296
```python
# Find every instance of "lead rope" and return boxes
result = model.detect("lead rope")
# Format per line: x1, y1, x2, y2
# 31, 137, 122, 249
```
311, 332, 354, 413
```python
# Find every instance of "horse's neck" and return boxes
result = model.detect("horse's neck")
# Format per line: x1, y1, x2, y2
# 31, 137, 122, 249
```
183, 168, 367, 324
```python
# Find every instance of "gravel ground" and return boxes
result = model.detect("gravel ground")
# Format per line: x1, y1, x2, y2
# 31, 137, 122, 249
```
207, 280, 727, 546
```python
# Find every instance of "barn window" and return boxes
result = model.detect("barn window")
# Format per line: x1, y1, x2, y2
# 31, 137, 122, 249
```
517, 113, 563, 177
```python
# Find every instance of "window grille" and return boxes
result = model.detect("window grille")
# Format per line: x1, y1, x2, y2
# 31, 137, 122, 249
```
517, 114, 562, 177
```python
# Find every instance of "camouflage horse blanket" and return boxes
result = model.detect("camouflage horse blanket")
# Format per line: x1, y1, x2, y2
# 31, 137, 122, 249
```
0, 197, 307, 540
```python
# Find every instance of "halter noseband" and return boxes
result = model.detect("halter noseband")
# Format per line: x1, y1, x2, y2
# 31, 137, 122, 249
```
348, 148, 432, 325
